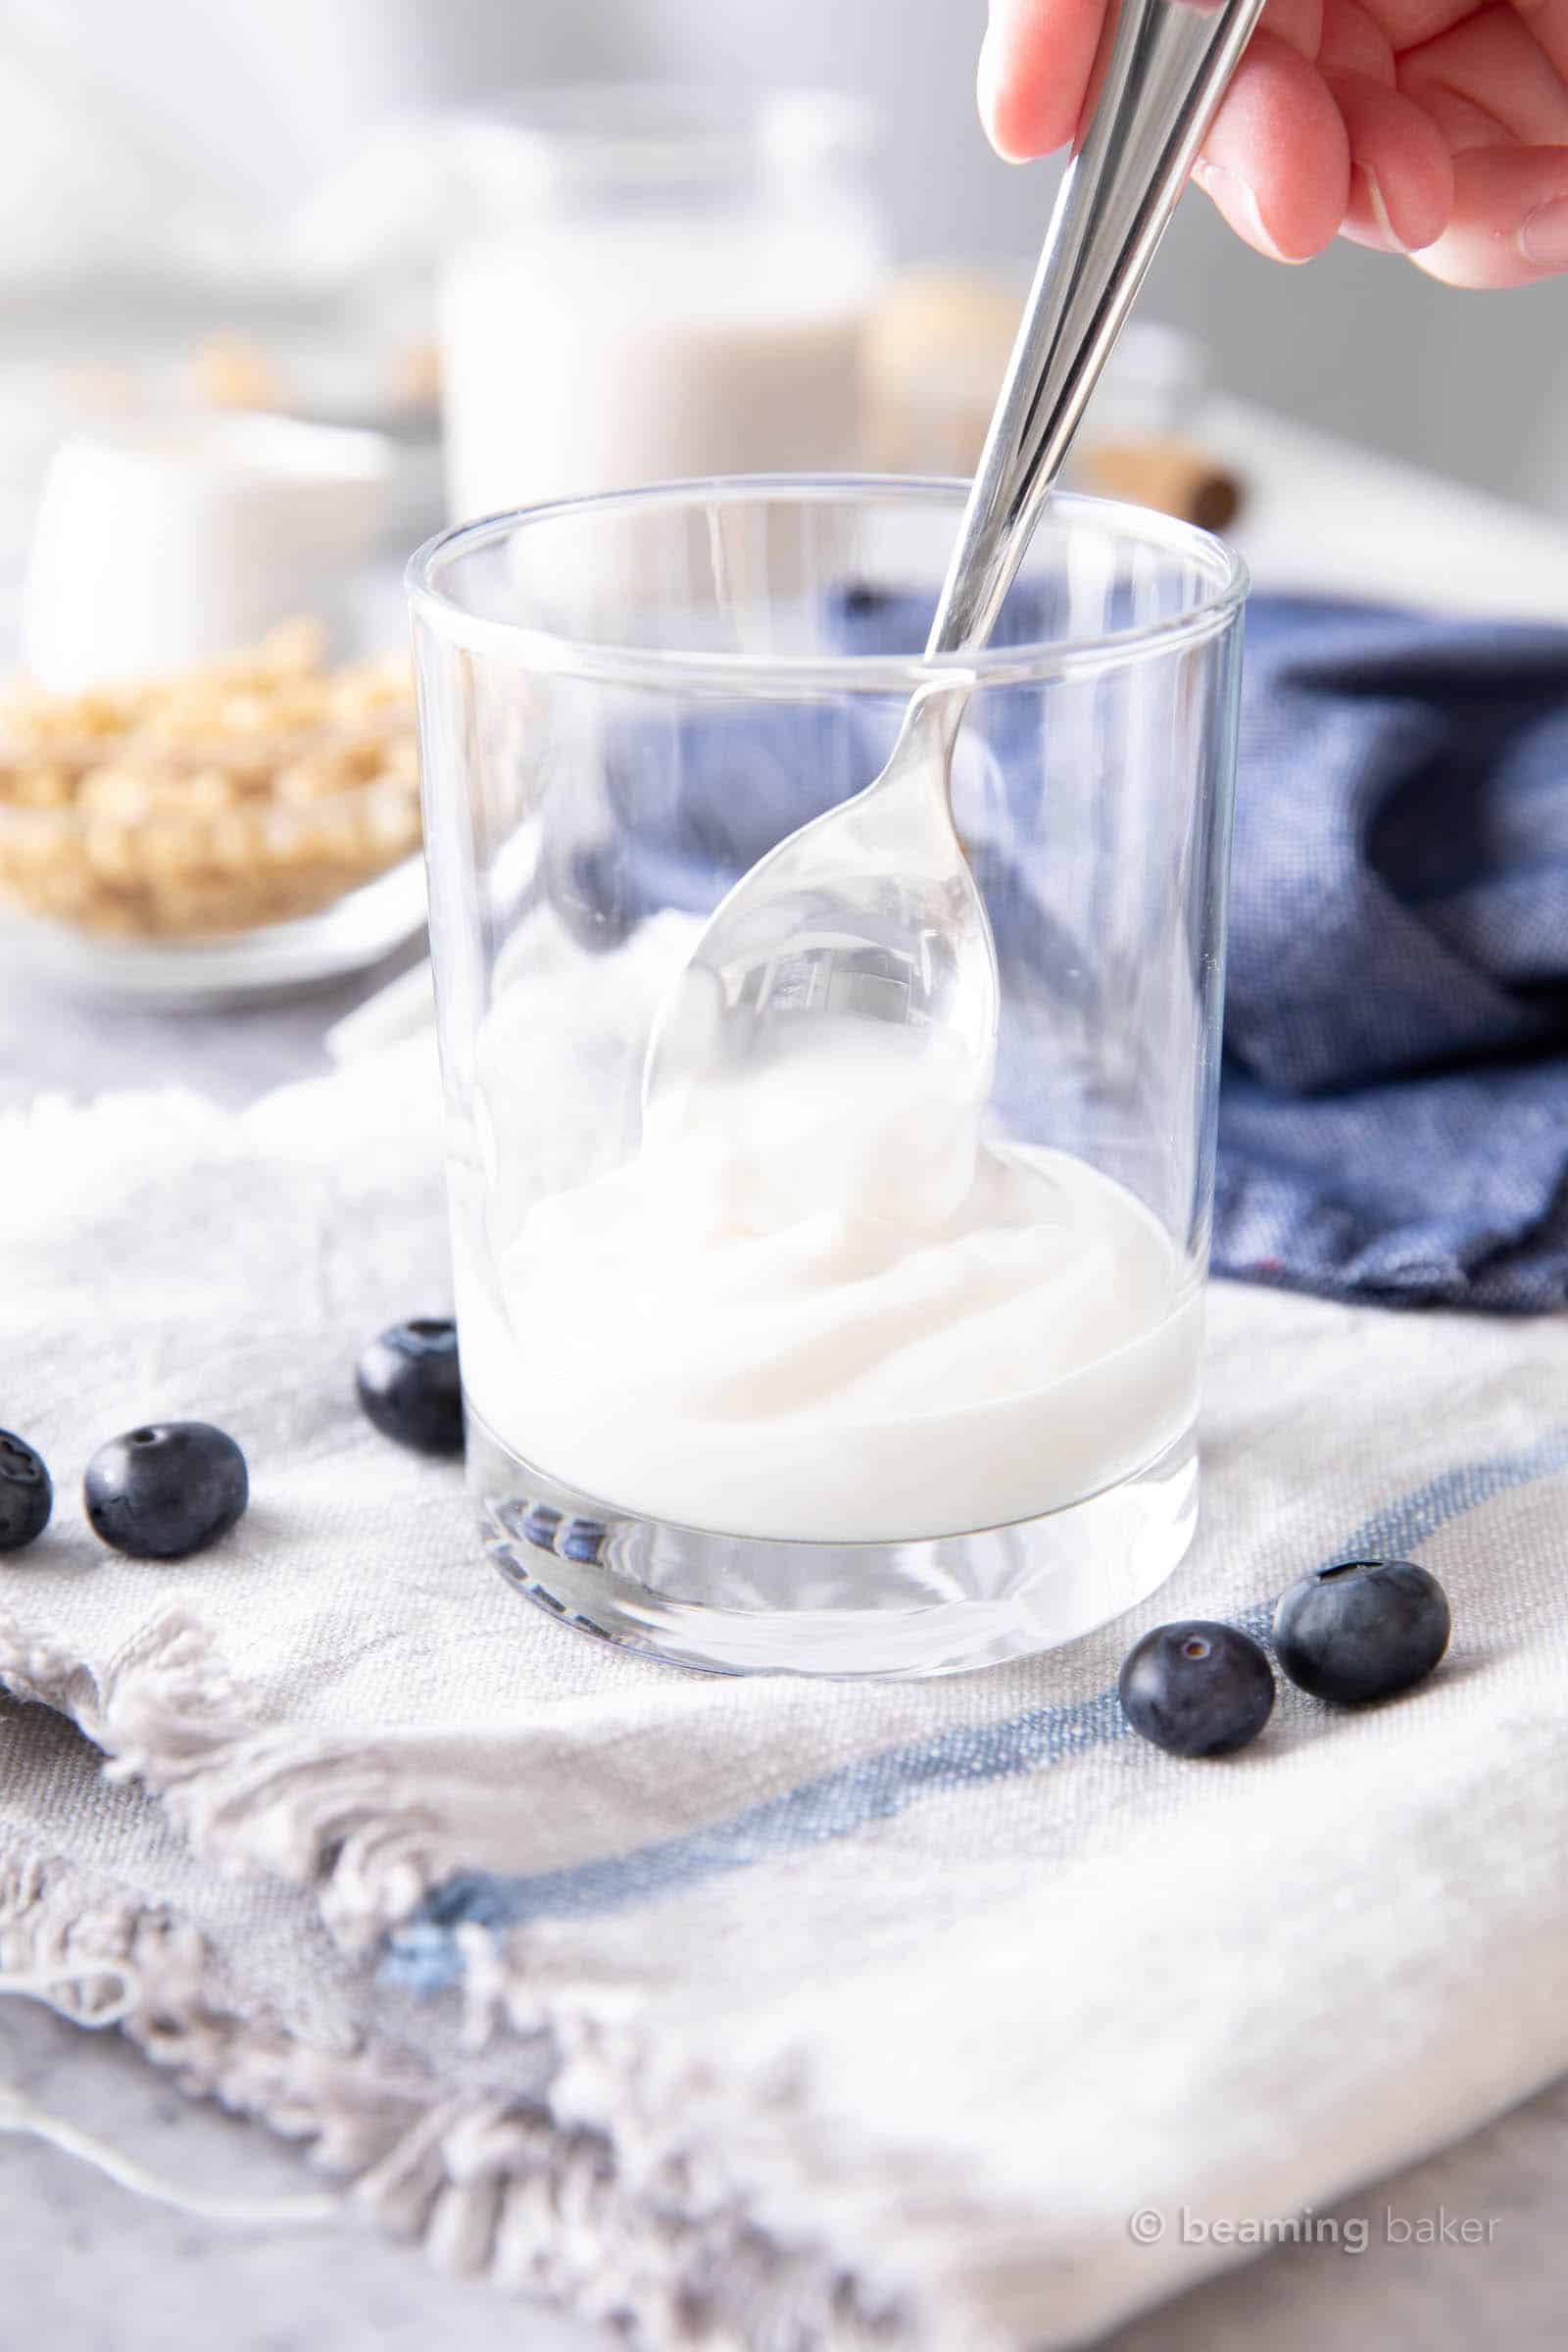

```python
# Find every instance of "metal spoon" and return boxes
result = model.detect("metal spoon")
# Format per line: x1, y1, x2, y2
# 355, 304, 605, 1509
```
643, 0, 1266, 1119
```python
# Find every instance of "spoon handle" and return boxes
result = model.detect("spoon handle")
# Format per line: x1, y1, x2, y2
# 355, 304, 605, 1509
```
926, 0, 1267, 660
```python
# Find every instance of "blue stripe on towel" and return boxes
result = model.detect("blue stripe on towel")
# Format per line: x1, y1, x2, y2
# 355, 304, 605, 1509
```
384, 1429, 1568, 1992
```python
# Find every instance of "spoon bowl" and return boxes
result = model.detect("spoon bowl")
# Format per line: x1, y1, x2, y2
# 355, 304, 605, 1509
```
642, 683, 999, 1115
642, 0, 1267, 1122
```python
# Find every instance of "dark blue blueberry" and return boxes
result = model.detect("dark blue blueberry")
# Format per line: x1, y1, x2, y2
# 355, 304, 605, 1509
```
1118, 1620, 1275, 1758
0, 1430, 52, 1552
84, 1422, 248, 1560
562, 1517, 606, 1564
523, 1504, 563, 1551
1273, 1559, 1450, 1706
355, 1319, 464, 1456
549, 842, 636, 956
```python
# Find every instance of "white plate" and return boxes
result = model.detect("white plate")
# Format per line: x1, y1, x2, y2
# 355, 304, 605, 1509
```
0, 853, 427, 1007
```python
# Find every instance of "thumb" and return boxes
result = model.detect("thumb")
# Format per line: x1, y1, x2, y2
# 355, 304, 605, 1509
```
978, 0, 1113, 162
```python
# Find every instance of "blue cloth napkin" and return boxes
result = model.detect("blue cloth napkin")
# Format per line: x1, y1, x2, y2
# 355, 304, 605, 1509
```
1220, 597, 1568, 1311
550, 592, 1568, 1314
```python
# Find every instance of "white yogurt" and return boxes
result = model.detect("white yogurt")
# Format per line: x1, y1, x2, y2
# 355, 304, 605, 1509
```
460, 1008, 1200, 1544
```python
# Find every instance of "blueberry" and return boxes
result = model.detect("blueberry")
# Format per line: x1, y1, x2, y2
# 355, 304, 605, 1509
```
1273, 1559, 1450, 1706
562, 1517, 606, 1564
1118, 1620, 1275, 1758
356, 1319, 464, 1455
0, 1430, 52, 1553
84, 1422, 248, 1560
552, 843, 635, 956
522, 1503, 563, 1550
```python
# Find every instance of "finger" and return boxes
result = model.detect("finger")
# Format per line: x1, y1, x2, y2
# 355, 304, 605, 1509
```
1341, 178, 1405, 242
1366, 0, 1476, 50
1330, 71, 1456, 244
1197, 34, 1353, 257
1263, 0, 1329, 61
1318, 0, 1398, 81
977, 0, 1318, 160
1510, 0, 1568, 90
1399, 4, 1568, 145
1409, 140, 1568, 278
979, 0, 1109, 158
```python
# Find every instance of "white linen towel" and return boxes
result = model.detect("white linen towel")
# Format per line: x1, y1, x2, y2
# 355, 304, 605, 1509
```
3, 1035, 1567, 2349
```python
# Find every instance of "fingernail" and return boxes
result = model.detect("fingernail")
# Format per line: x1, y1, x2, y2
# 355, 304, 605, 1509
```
1194, 160, 1292, 263
1519, 196, 1568, 270
977, 24, 1002, 140
977, 26, 1028, 164
1359, 167, 1409, 254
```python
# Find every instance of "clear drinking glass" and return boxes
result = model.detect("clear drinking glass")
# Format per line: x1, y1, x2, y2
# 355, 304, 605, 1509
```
409, 478, 1247, 1678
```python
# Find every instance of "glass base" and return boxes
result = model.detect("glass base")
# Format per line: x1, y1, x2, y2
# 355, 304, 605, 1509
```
467, 1405, 1198, 1679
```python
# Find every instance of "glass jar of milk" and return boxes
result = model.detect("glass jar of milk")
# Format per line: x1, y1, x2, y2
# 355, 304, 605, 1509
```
440, 87, 885, 523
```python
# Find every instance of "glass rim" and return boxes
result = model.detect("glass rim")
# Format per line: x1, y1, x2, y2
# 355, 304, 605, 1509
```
406, 474, 1251, 691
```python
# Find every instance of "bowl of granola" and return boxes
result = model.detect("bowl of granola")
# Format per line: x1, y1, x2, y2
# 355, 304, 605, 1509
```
0, 620, 425, 1001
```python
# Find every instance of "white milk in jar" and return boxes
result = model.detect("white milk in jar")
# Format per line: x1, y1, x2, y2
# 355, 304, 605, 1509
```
439, 89, 884, 524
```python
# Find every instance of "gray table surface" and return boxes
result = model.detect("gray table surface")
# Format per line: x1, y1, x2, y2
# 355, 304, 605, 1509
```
4, 956, 1565, 2352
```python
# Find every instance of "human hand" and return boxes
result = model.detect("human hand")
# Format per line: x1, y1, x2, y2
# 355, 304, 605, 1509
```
978, 0, 1568, 283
